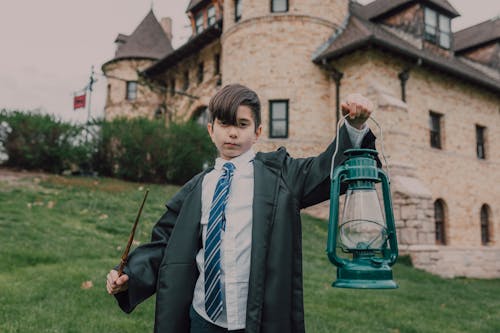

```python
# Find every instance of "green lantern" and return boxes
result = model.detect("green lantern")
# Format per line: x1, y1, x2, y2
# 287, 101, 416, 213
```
327, 148, 398, 289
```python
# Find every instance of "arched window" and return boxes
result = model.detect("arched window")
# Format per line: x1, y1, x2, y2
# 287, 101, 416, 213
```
480, 204, 491, 245
192, 106, 210, 127
434, 199, 446, 245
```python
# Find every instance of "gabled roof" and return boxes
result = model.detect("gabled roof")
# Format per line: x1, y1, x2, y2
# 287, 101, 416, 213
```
144, 20, 223, 78
112, 10, 173, 61
358, 0, 459, 20
454, 17, 500, 52
314, 3, 500, 93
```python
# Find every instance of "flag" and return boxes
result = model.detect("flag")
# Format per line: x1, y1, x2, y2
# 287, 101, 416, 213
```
73, 93, 86, 110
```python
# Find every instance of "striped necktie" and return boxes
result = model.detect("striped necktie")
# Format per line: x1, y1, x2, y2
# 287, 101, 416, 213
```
205, 161, 235, 322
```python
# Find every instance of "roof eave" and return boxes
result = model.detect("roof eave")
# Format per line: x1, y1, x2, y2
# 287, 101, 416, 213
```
315, 37, 500, 94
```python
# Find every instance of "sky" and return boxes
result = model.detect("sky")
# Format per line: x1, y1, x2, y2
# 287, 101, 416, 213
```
0, 0, 498, 124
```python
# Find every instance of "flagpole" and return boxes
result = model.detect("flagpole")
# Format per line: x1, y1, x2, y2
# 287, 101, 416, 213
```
87, 66, 95, 125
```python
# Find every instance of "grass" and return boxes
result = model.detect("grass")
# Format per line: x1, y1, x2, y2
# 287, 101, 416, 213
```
0, 173, 499, 332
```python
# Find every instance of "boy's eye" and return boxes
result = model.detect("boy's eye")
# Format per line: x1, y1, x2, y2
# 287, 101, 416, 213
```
238, 122, 249, 128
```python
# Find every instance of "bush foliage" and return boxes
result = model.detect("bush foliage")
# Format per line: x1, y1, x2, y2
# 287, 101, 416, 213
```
0, 110, 216, 184
0, 110, 89, 173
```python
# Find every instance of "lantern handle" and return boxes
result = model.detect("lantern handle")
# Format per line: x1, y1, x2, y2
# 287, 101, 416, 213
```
330, 114, 391, 182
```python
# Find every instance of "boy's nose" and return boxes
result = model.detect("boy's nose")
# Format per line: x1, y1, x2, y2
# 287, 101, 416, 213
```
228, 126, 238, 137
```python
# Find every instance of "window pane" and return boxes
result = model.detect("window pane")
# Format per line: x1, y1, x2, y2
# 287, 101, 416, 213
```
272, 101, 287, 119
272, 0, 288, 12
425, 8, 437, 27
208, 6, 216, 25
127, 81, 137, 100
235, 0, 242, 21
272, 120, 287, 137
439, 32, 450, 48
196, 13, 204, 33
439, 15, 450, 32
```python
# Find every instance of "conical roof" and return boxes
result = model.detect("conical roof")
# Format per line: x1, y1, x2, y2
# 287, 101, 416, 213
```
113, 10, 173, 60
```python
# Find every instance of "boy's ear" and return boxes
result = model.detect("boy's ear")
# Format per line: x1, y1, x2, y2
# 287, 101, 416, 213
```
254, 124, 263, 141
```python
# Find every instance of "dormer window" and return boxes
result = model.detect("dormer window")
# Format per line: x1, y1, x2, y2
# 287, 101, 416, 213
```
195, 12, 204, 34
424, 7, 451, 49
207, 5, 216, 26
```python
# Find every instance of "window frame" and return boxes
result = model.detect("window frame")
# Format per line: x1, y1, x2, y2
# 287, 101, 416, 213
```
424, 7, 451, 49
234, 0, 242, 22
195, 11, 204, 34
271, 0, 288, 13
434, 199, 447, 245
429, 111, 443, 149
183, 70, 189, 91
476, 125, 486, 159
207, 5, 216, 26
126, 81, 138, 101
269, 99, 289, 139
480, 204, 491, 245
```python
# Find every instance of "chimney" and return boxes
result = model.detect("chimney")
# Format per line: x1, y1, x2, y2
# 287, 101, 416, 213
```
161, 17, 173, 41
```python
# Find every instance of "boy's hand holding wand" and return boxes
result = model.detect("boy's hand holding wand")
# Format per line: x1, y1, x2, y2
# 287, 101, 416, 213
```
106, 189, 149, 295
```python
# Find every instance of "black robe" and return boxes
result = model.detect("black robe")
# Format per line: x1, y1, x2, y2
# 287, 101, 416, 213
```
115, 125, 377, 332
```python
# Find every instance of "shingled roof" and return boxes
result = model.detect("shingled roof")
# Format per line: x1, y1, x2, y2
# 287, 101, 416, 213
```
112, 10, 173, 61
454, 17, 500, 52
357, 0, 459, 20
313, 2, 500, 93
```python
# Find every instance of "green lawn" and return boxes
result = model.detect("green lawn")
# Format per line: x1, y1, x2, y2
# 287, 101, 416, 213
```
0, 173, 499, 333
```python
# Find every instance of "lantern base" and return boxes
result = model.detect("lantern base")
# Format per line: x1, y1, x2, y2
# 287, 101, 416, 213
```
333, 262, 398, 289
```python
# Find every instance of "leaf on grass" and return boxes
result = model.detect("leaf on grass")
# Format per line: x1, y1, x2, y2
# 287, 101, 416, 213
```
47, 201, 56, 209
81, 280, 93, 289
99, 214, 108, 220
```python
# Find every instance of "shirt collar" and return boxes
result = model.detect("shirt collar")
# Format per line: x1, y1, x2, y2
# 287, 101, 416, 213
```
214, 148, 255, 171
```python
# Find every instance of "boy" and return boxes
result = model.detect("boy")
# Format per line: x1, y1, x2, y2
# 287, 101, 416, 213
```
107, 84, 375, 333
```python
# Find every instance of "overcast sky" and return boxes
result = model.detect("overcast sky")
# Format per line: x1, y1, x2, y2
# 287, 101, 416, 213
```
0, 0, 498, 124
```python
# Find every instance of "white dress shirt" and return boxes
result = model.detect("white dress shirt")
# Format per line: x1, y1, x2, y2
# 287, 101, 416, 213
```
193, 148, 255, 330
192, 125, 367, 329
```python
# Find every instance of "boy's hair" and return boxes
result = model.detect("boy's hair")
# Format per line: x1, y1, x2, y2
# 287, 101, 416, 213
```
208, 84, 261, 131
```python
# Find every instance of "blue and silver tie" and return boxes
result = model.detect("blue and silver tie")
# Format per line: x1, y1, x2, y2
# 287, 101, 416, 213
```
204, 162, 235, 322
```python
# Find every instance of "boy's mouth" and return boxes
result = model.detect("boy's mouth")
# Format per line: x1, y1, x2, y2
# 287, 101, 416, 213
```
224, 142, 239, 147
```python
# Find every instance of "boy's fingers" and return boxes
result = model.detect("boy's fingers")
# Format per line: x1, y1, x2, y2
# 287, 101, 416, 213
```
116, 274, 129, 286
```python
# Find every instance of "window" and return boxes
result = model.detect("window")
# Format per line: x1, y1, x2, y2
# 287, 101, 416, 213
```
235, 0, 242, 22
195, 12, 204, 34
214, 54, 220, 75
197, 62, 204, 84
183, 70, 189, 91
480, 204, 491, 245
434, 199, 446, 245
271, 0, 288, 13
429, 111, 442, 149
424, 7, 451, 49
208, 5, 216, 26
476, 125, 486, 159
170, 78, 175, 96
269, 100, 288, 138
126, 81, 137, 101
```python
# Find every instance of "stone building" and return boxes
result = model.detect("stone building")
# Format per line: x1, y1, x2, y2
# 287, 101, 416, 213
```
101, 0, 500, 278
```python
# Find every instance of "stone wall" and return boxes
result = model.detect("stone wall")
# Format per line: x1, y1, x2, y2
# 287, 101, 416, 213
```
102, 59, 164, 120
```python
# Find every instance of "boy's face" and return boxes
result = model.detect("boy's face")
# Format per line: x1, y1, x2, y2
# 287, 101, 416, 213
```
207, 105, 262, 160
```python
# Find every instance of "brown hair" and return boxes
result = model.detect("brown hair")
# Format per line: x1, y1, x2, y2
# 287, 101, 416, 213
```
208, 84, 261, 131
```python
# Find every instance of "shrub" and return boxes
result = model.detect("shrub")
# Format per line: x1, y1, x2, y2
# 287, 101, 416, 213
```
93, 117, 216, 184
0, 110, 90, 173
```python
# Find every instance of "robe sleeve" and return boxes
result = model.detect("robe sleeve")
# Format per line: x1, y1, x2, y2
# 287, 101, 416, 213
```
114, 175, 200, 313
281, 124, 378, 209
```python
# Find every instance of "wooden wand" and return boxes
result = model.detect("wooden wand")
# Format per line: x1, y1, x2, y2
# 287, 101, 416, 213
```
117, 189, 149, 276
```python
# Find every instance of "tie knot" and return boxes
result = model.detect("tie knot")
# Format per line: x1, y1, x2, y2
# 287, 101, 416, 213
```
223, 162, 235, 174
